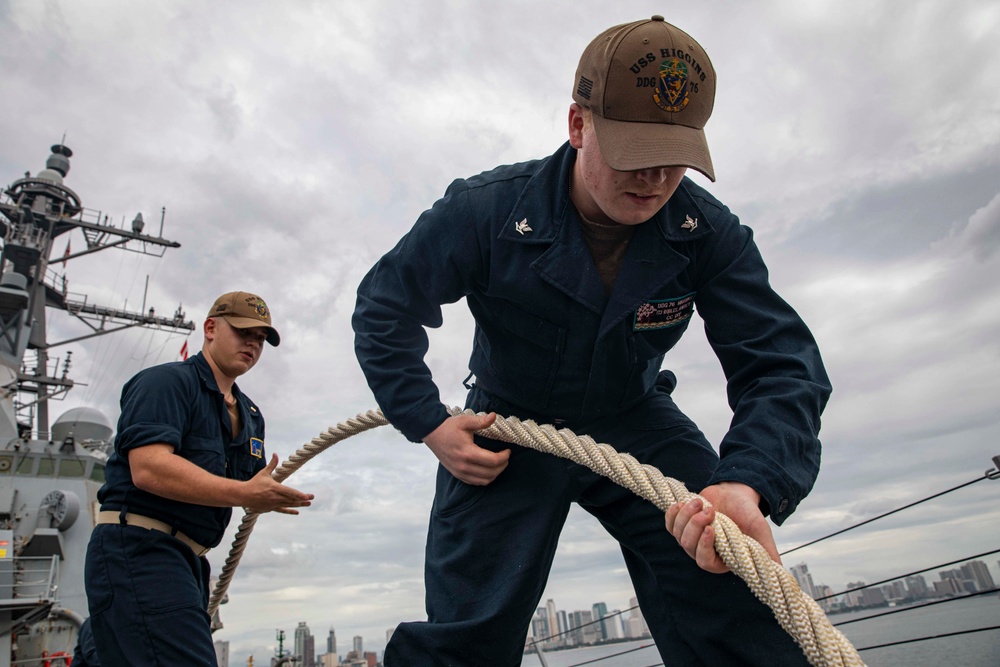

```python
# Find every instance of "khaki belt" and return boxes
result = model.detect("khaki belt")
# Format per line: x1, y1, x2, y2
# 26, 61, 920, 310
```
97, 511, 210, 557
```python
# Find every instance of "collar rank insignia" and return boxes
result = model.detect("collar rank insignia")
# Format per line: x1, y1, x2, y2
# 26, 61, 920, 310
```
681, 215, 698, 232
249, 437, 263, 458
515, 218, 532, 235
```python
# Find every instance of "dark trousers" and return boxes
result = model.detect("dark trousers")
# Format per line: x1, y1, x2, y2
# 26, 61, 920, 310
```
384, 386, 809, 666
84, 524, 218, 666
72, 617, 101, 666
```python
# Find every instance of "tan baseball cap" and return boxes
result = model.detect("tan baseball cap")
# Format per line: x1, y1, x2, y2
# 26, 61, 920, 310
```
207, 291, 280, 346
573, 15, 716, 181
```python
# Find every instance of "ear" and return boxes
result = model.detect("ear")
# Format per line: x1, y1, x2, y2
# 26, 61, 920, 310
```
203, 317, 217, 341
568, 103, 586, 149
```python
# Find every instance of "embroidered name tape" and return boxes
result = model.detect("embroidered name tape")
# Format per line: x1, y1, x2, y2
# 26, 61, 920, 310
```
633, 293, 695, 331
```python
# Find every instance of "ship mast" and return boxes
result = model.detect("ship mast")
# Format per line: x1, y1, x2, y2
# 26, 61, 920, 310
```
0, 144, 195, 438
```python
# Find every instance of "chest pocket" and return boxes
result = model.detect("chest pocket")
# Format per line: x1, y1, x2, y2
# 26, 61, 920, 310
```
182, 435, 225, 477
619, 316, 694, 408
228, 409, 265, 481
631, 316, 693, 361
477, 299, 566, 408
227, 442, 261, 481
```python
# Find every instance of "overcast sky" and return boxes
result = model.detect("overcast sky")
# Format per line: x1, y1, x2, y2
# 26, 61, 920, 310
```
3, 0, 999, 662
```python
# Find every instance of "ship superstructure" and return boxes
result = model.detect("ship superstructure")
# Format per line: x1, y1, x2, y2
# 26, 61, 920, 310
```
0, 144, 194, 665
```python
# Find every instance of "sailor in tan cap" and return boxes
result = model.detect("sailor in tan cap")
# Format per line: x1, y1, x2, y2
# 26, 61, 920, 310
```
354, 16, 828, 666
83, 290, 312, 665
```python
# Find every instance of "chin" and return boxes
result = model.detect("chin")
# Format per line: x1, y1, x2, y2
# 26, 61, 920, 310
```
613, 211, 657, 226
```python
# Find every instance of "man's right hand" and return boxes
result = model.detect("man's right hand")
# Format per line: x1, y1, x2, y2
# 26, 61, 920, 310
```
129, 446, 314, 514
244, 453, 315, 514
423, 412, 510, 485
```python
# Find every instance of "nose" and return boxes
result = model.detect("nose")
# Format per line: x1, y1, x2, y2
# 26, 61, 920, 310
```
634, 167, 670, 184
246, 336, 264, 351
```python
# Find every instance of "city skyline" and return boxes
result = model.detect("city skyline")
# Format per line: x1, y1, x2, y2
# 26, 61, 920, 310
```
789, 558, 999, 613
227, 591, 651, 666
244, 555, 999, 666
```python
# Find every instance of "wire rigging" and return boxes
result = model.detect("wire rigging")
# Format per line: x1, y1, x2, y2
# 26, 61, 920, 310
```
780, 474, 992, 556
561, 643, 658, 666
855, 625, 1000, 653
834, 587, 1000, 627
525, 462, 999, 664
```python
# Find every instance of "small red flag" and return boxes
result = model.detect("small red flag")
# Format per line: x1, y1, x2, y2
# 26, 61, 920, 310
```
180, 340, 189, 360
62, 240, 71, 267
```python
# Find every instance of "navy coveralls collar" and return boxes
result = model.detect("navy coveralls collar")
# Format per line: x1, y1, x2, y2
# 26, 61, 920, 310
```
496, 143, 715, 338
190, 351, 245, 442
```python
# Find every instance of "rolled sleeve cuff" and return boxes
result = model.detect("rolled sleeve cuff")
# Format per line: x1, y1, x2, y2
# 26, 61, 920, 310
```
115, 422, 183, 454
707, 455, 800, 525
392, 401, 452, 444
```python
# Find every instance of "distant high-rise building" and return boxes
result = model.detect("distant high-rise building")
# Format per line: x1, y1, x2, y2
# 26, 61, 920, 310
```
961, 560, 995, 592
294, 622, 314, 667
568, 610, 598, 646
294, 621, 310, 653
789, 563, 818, 600
214, 639, 229, 667
353, 635, 363, 654
556, 610, 569, 645
305, 635, 315, 667
813, 584, 835, 611
862, 586, 885, 607
940, 568, 977, 594
592, 602, 609, 641
604, 610, 623, 640
934, 578, 960, 597
905, 574, 929, 598
327, 627, 336, 656
624, 597, 650, 639
882, 580, 908, 602
531, 610, 550, 648
843, 582, 866, 608
546, 599, 560, 647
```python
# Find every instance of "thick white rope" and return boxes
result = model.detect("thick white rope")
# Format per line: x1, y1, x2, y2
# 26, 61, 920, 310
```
208, 408, 865, 667
208, 409, 389, 619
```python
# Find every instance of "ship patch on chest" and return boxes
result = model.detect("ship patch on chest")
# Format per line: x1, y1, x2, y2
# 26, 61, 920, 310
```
633, 293, 695, 331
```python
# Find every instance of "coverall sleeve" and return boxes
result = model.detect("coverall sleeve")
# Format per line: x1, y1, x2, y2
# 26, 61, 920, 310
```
115, 365, 194, 455
693, 208, 832, 525
353, 181, 487, 442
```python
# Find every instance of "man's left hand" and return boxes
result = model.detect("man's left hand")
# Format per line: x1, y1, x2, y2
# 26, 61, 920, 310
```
664, 481, 781, 574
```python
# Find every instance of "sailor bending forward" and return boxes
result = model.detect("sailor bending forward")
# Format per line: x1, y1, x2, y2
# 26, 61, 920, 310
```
84, 291, 313, 666
353, 15, 832, 667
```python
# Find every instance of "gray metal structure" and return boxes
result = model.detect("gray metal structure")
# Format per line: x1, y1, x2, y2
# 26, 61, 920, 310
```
0, 145, 194, 666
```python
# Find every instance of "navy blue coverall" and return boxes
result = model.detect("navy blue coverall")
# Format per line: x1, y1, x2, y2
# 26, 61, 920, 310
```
84, 351, 267, 666
353, 142, 832, 666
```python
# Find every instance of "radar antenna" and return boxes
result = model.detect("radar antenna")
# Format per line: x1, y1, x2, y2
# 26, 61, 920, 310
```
0, 144, 195, 438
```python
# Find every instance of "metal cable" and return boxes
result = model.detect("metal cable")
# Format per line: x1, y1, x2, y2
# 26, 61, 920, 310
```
781, 476, 991, 556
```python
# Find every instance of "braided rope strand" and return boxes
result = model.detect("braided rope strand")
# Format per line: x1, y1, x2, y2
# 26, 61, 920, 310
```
207, 407, 864, 666
472, 409, 863, 667
208, 410, 389, 618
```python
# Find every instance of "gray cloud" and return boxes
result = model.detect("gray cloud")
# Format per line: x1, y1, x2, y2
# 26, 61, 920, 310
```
4, 0, 1000, 661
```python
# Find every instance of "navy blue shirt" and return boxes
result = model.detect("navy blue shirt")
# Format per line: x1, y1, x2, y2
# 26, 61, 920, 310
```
98, 352, 267, 547
354, 142, 832, 524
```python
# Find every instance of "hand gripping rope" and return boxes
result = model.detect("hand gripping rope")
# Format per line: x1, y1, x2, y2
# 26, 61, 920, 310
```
208, 408, 867, 667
